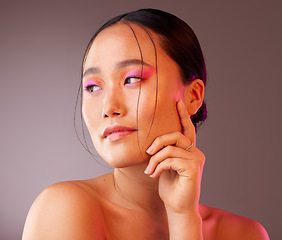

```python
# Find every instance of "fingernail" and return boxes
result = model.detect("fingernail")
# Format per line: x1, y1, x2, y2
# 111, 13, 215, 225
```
146, 144, 154, 154
144, 165, 150, 174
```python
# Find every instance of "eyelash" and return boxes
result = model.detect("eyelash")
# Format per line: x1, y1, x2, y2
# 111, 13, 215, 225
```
84, 84, 101, 93
124, 76, 143, 85
83, 76, 143, 93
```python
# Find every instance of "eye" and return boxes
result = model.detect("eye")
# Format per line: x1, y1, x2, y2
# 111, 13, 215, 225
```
124, 77, 142, 85
84, 84, 102, 93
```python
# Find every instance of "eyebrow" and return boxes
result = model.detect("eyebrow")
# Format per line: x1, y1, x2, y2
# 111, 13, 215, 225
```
83, 67, 100, 78
83, 59, 151, 78
116, 59, 150, 68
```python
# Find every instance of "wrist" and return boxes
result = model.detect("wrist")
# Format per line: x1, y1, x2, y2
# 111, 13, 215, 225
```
167, 209, 202, 223
167, 210, 203, 240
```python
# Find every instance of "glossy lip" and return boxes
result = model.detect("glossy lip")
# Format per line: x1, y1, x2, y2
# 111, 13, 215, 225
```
102, 125, 136, 141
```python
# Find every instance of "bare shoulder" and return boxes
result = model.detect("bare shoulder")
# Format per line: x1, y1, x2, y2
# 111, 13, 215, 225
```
201, 204, 269, 240
23, 180, 106, 240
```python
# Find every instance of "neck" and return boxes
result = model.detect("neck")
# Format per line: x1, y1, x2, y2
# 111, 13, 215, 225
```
112, 162, 166, 213
110, 162, 207, 222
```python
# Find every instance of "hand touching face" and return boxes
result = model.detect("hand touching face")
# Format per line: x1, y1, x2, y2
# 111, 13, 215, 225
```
145, 100, 205, 212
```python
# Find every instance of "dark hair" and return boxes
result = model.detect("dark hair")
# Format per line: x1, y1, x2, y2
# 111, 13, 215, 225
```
81, 8, 207, 130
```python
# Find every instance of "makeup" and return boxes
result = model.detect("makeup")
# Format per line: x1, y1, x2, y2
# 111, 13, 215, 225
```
124, 67, 155, 83
83, 79, 102, 93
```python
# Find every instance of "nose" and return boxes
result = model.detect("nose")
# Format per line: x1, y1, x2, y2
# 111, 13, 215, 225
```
102, 88, 127, 118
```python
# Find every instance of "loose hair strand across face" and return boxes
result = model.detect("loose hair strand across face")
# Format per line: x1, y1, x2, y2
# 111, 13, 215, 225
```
80, 8, 207, 132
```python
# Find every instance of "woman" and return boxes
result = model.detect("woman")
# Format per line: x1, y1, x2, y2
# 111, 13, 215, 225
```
23, 9, 269, 239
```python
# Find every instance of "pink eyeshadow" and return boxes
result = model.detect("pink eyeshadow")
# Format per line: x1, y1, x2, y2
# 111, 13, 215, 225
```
125, 67, 155, 79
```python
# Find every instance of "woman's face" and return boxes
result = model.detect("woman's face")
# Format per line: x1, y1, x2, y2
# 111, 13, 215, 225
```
82, 23, 187, 168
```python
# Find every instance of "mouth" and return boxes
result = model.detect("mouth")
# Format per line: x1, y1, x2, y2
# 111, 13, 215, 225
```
103, 125, 136, 141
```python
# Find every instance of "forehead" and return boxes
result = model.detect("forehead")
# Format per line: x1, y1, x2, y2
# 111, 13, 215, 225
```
84, 23, 160, 68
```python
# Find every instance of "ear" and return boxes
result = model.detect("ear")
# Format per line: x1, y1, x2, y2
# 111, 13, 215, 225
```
184, 79, 205, 115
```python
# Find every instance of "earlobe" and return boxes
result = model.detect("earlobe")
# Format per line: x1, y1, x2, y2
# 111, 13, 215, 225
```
184, 79, 205, 115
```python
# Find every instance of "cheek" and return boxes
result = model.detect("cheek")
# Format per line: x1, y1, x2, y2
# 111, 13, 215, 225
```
136, 84, 182, 141
148, 84, 183, 133
82, 97, 101, 131
136, 86, 157, 120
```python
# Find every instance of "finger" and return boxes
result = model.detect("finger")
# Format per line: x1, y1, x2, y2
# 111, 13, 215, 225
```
177, 100, 196, 144
145, 145, 199, 175
146, 132, 192, 155
149, 157, 200, 179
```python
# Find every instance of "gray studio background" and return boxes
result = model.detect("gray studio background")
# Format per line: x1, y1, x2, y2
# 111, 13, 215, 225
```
1, 0, 281, 239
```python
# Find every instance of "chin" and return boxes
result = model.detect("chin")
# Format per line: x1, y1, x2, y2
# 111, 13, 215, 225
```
99, 150, 148, 169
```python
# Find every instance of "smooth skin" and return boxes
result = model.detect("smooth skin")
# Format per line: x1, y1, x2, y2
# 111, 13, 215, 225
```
22, 23, 269, 240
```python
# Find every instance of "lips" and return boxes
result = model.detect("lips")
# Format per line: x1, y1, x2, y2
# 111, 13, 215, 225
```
103, 125, 136, 141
